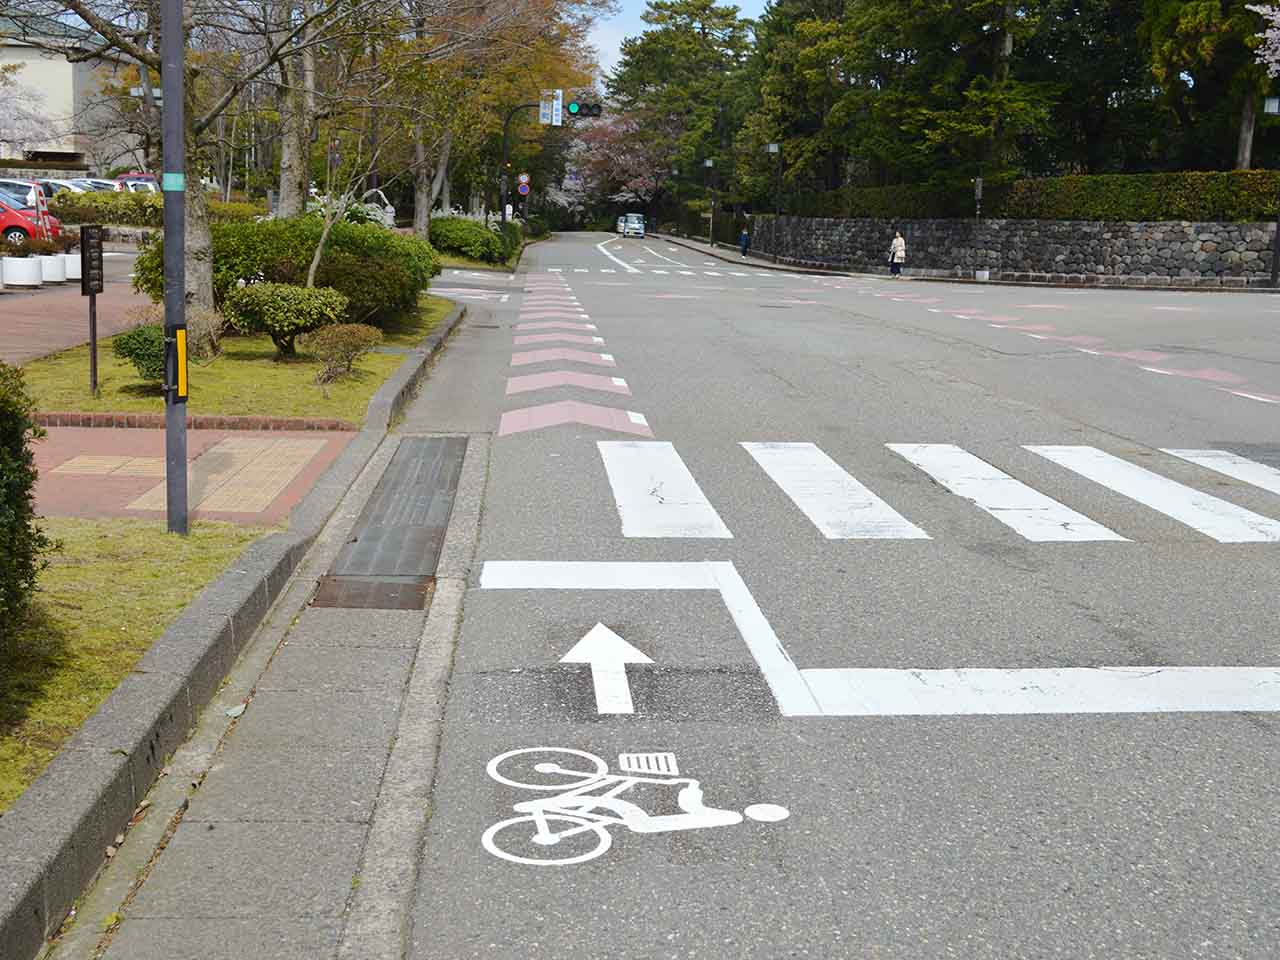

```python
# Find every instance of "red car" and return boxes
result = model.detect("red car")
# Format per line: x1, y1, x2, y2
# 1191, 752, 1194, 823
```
0, 195, 63, 245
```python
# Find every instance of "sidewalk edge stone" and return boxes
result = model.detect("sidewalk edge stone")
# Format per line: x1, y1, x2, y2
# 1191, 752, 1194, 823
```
0, 297, 467, 960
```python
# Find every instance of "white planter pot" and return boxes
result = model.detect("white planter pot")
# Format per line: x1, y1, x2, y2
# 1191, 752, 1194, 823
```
1, 257, 43, 287
40, 255, 67, 283
974, 269, 990, 282
63, 253, 82, 281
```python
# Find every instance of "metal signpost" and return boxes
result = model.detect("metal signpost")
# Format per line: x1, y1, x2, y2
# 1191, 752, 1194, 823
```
161, 0, 189, 534
80, 224, 104, 395
1266, 98, 1280, 286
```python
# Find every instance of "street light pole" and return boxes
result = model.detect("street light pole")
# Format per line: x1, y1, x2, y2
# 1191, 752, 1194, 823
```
704, 157, 715, 245
161, 0, 188, 534
499, 102, 538, 225
767, 143, 780, 263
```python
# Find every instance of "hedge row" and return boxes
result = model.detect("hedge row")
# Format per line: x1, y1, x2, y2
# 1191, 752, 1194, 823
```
132, 217, 440, 326
785, 170, 1280, 223
49, 191, 264, 228
0, 363, 52, 648
428, 217, 524, 264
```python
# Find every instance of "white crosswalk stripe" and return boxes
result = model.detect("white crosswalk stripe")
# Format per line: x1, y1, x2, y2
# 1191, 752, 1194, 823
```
1027, 445, 1280, 543
591, 441, 1280, 545
599, 441, 732, 538
1162, 448, 1280, 497
887, 443, 1125, 542
743, 442, 929, 539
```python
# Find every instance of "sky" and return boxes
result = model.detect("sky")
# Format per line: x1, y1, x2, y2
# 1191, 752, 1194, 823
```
588, 0, 770, 78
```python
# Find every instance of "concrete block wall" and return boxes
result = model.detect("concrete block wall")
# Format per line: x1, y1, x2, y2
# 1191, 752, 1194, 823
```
751, 216, 1277, 283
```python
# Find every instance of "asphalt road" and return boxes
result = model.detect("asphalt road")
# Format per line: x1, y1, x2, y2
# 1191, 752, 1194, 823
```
411, 232, 1280, 958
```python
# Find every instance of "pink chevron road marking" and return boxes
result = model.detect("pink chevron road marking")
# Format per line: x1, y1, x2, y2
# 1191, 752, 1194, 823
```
1100, 349, 1171, 363
506, 371, 631, 395
1000, 323, 1056, 332
519, 309, 590, 318
523, 302, 581, 309
511, 348, 615, 367
515, 321, 597, 331
498, 401, 653, 437
522, 295, 580, 302
1031, 334, 1107, 346
513, 333, 606, 346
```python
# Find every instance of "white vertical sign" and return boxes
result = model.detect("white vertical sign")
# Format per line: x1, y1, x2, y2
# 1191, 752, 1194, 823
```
539, 90, 554, 125
552, 88, 563, 127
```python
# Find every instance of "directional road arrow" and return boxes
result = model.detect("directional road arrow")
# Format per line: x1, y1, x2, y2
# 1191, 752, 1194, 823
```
560, 623, 653, 714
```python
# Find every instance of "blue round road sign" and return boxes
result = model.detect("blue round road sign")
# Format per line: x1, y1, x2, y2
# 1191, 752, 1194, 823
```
518, 183, 531, 196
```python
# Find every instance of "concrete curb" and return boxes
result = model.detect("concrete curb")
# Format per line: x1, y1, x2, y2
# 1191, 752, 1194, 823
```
0, 300, 468, 960
656, 232, 1280, 293
36, 413, 358, 431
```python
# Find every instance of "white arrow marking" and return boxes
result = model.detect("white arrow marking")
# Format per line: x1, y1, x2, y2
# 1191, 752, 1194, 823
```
560, 623, 652, 714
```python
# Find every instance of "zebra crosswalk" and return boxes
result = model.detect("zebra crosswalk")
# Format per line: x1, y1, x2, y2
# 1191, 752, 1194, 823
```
596, 441, 1280, 544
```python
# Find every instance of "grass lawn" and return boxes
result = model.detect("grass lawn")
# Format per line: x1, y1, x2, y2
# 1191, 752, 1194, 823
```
436, 251, 517, 272
0, 518, 267, 811
21, 294, 454, 421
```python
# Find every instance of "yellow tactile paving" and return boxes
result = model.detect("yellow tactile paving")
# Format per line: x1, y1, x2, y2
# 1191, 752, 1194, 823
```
127, 437, 274, 512
199, 437, 327, 513
51, 455, 132, 475
112, 457, 167, 477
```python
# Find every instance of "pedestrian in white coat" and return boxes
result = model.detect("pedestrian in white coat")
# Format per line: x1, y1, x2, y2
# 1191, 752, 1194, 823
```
889, 231, 906, 277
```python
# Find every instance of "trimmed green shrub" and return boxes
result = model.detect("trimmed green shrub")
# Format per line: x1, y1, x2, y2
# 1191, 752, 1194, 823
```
112, 323, 167, 382
524, 215, 550, 238
49, 190, 264, 228
223, 282, 349, 357
428, 217, 506, 263
133, 218, 439, 326
785, 170, 1280, 222
301, 323, 383, 383
0, 362, 53, 648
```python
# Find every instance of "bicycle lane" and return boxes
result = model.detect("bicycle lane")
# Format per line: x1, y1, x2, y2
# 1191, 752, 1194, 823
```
401, 246, 1279, 959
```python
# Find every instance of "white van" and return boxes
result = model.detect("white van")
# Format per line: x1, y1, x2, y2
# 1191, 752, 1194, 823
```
623, 213, 645, 238
616, 216, 625, 234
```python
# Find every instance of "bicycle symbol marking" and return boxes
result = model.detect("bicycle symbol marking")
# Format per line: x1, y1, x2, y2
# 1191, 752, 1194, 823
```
482, 747, 790, 866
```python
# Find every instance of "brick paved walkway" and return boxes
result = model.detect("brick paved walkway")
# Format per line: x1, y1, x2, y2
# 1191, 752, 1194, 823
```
35, 427, 353, 525
0, 282, 149, 366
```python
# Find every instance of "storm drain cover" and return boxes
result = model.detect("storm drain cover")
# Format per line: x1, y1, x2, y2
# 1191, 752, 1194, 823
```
311, 436, 467, 609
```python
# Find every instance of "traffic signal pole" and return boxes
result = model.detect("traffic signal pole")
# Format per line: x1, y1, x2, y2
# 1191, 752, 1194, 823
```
500, 103, 538, 225
161, 0, 188, 534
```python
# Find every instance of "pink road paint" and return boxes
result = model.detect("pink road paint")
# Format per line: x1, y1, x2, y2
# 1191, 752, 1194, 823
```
1099, 349, 1170, 363
506, 372, 631, 396
498, 400, 653, 437
781, 299, 818, 304
1221, 388, 1280, 404
1001, 324, 1057, 332
515, 321, 597, 331
523, 299, 581, 307
1016, 304, 1073, 310
1151, 306, 1197, 312
1139, 366, 1248, 385
1030, 334, 1107, 346
518, 312, 592, 321
983, 315, 1022, 323
511, 348, 615, 367
513, 333, 606, 346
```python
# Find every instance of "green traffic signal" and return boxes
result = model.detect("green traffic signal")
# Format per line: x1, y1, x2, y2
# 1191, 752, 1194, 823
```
566, 101, 602, 118
568, 101, 582, 115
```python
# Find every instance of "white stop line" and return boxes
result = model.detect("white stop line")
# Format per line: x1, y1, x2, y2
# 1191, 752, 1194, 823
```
480, 561, 1280, 717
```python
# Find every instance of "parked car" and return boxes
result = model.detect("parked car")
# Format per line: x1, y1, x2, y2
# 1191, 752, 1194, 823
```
0, 178, 41, 206
114, 172, 159, 193
75, 178, 118, 192
39, 178, 88, 195
0, 195, 62, 244
616, 216, 625, 234
623, 213, 645, 238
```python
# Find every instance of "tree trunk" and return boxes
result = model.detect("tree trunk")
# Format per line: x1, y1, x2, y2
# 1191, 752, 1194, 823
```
413, 132, 431, 239
425, 130, 453, 234
185, 169, 215, 309
1237, 89, 1258, 171
441, 170, 451, 213
277, 76, 307, 218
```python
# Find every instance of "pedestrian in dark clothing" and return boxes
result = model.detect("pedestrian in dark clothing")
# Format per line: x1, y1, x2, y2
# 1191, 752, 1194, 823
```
739, 228, 750, 259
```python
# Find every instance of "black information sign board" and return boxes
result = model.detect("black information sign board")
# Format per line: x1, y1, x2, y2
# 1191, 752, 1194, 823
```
80, 224, 104, 296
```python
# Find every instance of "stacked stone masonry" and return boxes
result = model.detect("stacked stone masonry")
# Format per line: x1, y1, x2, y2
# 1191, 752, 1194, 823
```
751, 216, 1277, 285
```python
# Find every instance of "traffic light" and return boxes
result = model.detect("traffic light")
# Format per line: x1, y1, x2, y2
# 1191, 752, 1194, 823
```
566, 101, 602, 118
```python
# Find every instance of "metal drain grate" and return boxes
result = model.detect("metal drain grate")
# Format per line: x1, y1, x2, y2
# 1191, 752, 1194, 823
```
311, 437, 467, 609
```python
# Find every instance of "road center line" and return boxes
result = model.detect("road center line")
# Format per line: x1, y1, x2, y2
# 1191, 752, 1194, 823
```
596, 239, 642, 274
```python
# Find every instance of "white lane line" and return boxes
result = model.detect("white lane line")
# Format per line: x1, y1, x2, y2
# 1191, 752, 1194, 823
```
1026, 445, 1280, 542
643, 245, 690, 266
596, 239, 642, 274
704, 271, 722, 276
574, 268, 588, 272
480, 560, 818, 716
601, 268, 616, 273
799, 666, 1280, 716
742, 442, 929, 539
548, 267, 563, 272
679, 270, 695, 276
599, 441, 732, 538
651, 269, 669, 274
1162, 449, 1280, 497
888, 443, 1125, 542
729, 272, 749, 277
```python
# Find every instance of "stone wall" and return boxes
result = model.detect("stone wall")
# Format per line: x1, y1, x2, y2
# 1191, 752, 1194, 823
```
0, 164, 90, 179
749, 216, 1278, 286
